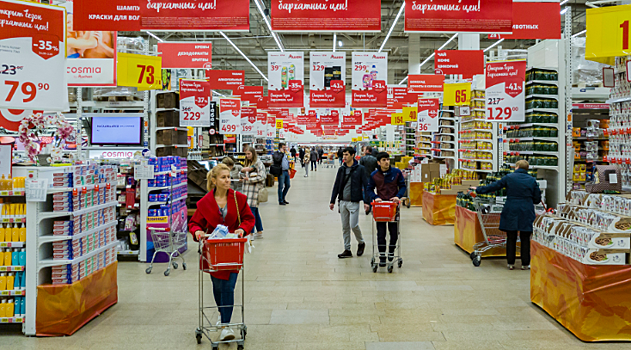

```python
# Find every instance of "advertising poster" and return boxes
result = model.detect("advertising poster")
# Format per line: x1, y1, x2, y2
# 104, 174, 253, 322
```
219, 98, 241, 134
158, 42, 212, 69
488, 2, 560, 40
417, 98, 440, 132
72, 0, 141, 31
234, 85, 264, 105
485, 60, 526, 122
271, 0, 381, 32
240, 107, 256, 135
435, 50, 484, 79
0, 0, 69, 111
405, 0, 513, 33
408, 74, 445, 93
268, 52, 305, 108
140, 0, 249, 31
206, 70, 245, 90
179, 79, 211, 127
255, 112, 267, 138
62, 1, 117, 87
351, 52, 388, 108
309, 52, 346, 108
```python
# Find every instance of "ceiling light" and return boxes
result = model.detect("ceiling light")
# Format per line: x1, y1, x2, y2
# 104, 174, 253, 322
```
213, 90, 226, 97
379, 1, 405, 53
572, 29, 587, 37
253, 0, 284, 52
144, 31, 163, 42
219, 31, 268, 82
338, 41, 343, 47
560, 7, 569, 15
333, 33, 337, 52
560, 0, 569, 5
484, 38, 505, 52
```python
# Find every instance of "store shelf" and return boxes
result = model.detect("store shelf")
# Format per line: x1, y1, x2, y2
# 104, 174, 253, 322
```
461, 129, 493, 133
0, 216, 26, 224
38, 220, 117, 245
38, 240, 119, 270
148, 182, 187, 191
460, 139, 493, 142
439, 125, 456, 129
0, 316, 25, 323
460, 118, 487, 122
606, 96, 631, 104
461, 168, 493, 173
156, 144, 188, 148
472, 98, 486, 101
156, 107, 179, 111
70, 101, 145, 109
526, 80, 558, 86
48, 181, 117, 194
0, 266, 24, 272
0, 242, 24, 248
148, 194, 187, 206
511, 123, 559, 128
473, 108, 486, 112
506, 163, 559, 171
38, 201, 118, 222
525, 108, 559, 114
0, 190, 25, 196
440, 117, 457, 121
526, 94, 558, 99
0, 288, 26, 296
460, 159, 493, 163
508, 137, 558, 142
508, 151, 559, 155
460, 149, 494, 153
573, 137, 609, 141
440, 110, 455, 113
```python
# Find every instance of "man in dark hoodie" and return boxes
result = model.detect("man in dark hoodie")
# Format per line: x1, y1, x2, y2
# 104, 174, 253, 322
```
330, 147, 368, 258
360, 146, 378, 214
366, 152, 407, 267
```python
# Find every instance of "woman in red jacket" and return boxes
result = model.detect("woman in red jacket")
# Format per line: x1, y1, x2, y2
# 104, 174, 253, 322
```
189, 163, 255, 341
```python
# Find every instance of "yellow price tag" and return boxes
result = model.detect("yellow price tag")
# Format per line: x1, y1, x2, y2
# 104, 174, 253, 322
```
443, 82, 471, 106
117, 53, 162, 90
276, 120, 284, 129
402, 107, 417, 122
586, 5, 631, 65
391, 113, 405, 125
352, 138, 357, 142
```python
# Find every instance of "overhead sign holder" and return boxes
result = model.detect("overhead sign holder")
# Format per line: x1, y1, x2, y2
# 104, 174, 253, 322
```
117, 53, 162, 90
140, 0, 250, 31
585, 4, 631, 65
405, 0, 513, 33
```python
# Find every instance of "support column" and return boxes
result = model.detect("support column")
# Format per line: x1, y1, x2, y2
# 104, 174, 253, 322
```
408, 34, 421, 74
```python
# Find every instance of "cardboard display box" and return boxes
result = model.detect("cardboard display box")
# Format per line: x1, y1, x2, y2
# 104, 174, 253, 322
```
156, 92, 179, 109
156, 110, 179, 128
156, 129, 188, 146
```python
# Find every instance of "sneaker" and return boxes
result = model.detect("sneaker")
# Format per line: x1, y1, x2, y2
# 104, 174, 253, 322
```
254, 232, 263, 239
338, 250, 353, 259
219, 327, 235, 341
508, 264, 515, 270
279, 202, 286, 206
304, 174, 308, 177
521, 265, 530, 270
357, 243, 366, 257
284, 201, 289, 204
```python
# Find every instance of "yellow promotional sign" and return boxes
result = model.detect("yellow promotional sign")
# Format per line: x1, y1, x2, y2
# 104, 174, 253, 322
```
585, 5, 631, 65
117, 53, 162, 90
276, 119, 283, 129
402, 106, 418, 122
391, 113, 405, 125
443, 82, 471, 106
352, 138, 358, 142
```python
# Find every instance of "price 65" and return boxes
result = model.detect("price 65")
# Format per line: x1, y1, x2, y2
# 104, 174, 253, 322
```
4, 81, 49, 103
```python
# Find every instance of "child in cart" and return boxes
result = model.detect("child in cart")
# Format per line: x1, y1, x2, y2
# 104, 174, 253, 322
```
366, 152, 407, 267
189, 163, 255, 342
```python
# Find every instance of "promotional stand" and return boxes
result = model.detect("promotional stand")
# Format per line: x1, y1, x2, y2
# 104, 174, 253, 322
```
422, 191, 456, 226
454, 206, 509, 257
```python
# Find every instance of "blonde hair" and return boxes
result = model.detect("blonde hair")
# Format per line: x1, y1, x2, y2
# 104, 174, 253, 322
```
243, 145, 258, 167
207, 163, 231, 191
515, 160, 529, 170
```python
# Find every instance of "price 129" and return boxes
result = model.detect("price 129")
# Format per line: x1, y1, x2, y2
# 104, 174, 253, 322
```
487, 106, 519, 120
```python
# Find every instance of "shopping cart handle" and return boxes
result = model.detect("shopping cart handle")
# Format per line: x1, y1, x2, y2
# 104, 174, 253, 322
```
149, 227, 170, 232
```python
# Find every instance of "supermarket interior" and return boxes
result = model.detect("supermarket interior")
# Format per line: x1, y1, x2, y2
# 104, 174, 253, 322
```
1, 0, 631, 348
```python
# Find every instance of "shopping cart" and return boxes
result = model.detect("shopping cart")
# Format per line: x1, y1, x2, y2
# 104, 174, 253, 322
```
195, 237, 247, 350
370, 201, 403, 273
470, 197, 506, 267
324, 158, 336, 168
145, 227, 188, 276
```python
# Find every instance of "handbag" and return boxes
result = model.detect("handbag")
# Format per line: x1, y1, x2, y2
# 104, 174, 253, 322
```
586, 164, 622, 193
258, 186, 268, 203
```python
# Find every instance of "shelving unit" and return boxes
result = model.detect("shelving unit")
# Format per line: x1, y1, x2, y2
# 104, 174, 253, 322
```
570, 104, 610, 190
458, 90, 497, 174
430, 108, 457, 166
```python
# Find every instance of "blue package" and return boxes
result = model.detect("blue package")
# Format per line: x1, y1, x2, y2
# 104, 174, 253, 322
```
149, 194, 157, 202
19, 250, 25, 266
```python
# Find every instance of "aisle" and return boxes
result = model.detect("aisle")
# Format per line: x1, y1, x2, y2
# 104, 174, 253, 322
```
3, 165, 626, 349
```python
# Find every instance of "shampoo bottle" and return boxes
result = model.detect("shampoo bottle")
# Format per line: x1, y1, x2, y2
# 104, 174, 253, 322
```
0, 273, 6, 290
0, 225, 5, 242
19, 297, 24, 316
11, 225, 18, 242
13, 271, 20, 290
0, 300, 6, 317
13, 297, 20, 316
4, 249, 11, 266
11, 249, 18, 266
19, 225, 25, 242
18, 249, 25, 266
6, 298, 14, 317
6, 273, 14, 291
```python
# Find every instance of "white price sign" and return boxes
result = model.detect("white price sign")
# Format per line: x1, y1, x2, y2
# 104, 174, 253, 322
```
310, 52, 346, 91
268, 52, 304, 91
0, 0, 69, 111
219, 98, 241, 134
255, 112, 267, 138
417, 98, 440, 132
351, 52, 388, 89
179, 79, 211, 127
240, 107, 256, 136
485, 61, 526, 122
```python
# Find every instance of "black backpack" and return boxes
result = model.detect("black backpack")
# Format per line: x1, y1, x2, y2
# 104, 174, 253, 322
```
270, 152, 283, 176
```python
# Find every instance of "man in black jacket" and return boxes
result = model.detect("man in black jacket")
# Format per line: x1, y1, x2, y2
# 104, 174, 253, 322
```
299, 147, 305, 167
329, 147, 367, 258
359, 146, 378, 214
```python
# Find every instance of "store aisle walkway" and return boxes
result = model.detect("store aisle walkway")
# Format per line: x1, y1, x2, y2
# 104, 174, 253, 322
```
3, 165, 627, 349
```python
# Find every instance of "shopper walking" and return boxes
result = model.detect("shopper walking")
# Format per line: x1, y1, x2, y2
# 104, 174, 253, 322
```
360, 146, 378, 214
270, 143, 291, 205
240, 146, 266, 239
366, 152, 407, 267
290, 145, 296, 159
221, 157, 243, 192
474, 160, 541, 270
337, 147, 344, 166
330, 147, 367, 258
303, 148, 311, 177
311, 146, 318, 172
299, 147, 305, 168
189, 163, 255, 342
318, 147, 324, 165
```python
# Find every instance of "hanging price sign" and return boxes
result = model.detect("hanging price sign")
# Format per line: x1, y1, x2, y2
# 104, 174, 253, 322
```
117, 53, 162, 90
402, 107, 417, 122
219, 98, 241, 134
276, 119, 284, 129
443, 82, 471, 106
0, 0, 69, 111
179, 79, 211, 127
391, 113, 405, 125
586, 4, 631, 65
417, 98, 440, 132
485, 60, 526, 122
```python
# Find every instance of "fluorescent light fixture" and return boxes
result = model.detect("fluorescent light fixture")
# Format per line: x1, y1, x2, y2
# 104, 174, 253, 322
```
145, 31, 163, 42
484, 38, 505, 52
379, 1, 405, 53
219, 31, 269, 82
333, 33, 337, 52
339, 40, 343, 47
572, 29, 587, 37
560, 0, 569, 5
560, 7, 569, 15
398, 33, 458, 85
254, 0, 284, 52
213, 90, 226, 97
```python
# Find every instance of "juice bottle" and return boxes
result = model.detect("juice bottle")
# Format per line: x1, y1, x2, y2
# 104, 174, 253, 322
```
6, 298, 14, 317
6, 273, 14, 291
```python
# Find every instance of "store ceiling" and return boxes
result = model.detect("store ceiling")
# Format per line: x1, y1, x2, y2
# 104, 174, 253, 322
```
119, 0, 589, 90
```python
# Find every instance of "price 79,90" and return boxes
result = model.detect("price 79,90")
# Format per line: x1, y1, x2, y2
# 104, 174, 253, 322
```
4, 81, 49, 103
487, 106, 519, 120
221, 124, 238, 133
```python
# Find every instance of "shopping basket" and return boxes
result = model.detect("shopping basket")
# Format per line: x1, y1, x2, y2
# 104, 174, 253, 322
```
202, 237, 247, 271
372, 201, 398, 222
289, 168, 297, 179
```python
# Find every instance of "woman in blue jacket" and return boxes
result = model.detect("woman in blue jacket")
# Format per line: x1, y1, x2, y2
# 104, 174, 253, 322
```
474, 160, 541, 270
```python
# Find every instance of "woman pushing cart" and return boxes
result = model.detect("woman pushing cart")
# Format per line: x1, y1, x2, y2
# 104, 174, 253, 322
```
189, 163, 255, 349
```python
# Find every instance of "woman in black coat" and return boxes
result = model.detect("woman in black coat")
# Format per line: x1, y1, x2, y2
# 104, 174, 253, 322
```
474, 160, 542, 270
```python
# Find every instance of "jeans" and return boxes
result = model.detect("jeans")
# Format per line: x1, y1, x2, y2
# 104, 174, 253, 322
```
278, 170, 290, 203
339, 159, 343, 166
377, 222, 398, 258
339, 201, 364, 251
211, 272, 238, 324
310, 160, 317, 171
250, 207, 264, 233
506, 231, 531, 266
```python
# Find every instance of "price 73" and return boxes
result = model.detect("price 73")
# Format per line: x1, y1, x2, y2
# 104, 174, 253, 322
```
487, 97, 504, 105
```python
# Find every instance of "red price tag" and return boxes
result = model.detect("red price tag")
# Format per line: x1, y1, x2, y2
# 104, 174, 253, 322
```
32, 34, 61, 60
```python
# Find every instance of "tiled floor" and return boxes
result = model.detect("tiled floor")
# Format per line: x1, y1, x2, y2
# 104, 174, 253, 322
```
2, 165, 630, 349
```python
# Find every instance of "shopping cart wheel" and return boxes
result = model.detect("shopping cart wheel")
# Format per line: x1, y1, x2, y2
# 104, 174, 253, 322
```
195, 329, 202, 344
387, 265, 393, 273
164, 269, 170, 276
145, 267, 152, 274
472, 255, 481, 267
182, 263, 187, 270
470, 252, 477, 260
398, 260, 403, 268
237, 346, 244, 350
372, 264, 378, 273
173, 262, 178, 269
212, 345, 219, 350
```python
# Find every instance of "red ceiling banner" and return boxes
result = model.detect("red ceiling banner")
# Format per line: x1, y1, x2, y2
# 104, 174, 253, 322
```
158, 42, 212, 69
352, 80, 387, 108
206, 70, 245, 90
140, 0, 250, 31
488, 2, 561, 40
73, 0, 141, 31
434, 50, 484, 79
270, 0, 381, 32
408, 74, 445, 93
388, 87, 418, 109
405, 0, 513, 33
233, 86, 264, 105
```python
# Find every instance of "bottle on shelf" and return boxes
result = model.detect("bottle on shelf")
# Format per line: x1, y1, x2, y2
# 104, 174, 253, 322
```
3, 249, 10, 266
0, 300, 5, 317
0, 273, 6, 290
6, 273, 14, 291
6, 298, 14, 317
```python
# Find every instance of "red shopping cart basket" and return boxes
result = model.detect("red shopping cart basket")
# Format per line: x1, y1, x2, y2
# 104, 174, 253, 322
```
372, 201, 398, 222
201, 237, 247, 271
